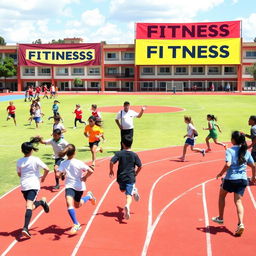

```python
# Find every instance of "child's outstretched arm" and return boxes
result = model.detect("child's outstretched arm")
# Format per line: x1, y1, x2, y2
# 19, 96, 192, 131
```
215, 124, 222, 133
109, 161, 115, 178
216, 162, 230, 179
135, 166, 142, 176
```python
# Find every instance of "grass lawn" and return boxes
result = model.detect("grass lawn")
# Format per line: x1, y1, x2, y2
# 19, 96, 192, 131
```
0, 93, 254, 196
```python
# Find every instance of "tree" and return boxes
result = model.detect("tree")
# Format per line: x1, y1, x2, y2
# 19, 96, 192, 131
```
0, 36, 6, 45
32, 39, 42, 44
74, 78, 82, 87
254, 37, 256, 43
0, 57, 17, 88
50, 39, 64, 44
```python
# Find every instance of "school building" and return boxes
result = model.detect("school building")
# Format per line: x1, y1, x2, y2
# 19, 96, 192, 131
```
0, 38, 256, 92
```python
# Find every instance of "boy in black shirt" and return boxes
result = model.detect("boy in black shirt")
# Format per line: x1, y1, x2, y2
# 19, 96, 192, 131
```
109, 135, 142, 220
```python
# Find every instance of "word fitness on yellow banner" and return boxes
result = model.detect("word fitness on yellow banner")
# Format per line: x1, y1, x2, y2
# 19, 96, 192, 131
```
135, 38, 241, 65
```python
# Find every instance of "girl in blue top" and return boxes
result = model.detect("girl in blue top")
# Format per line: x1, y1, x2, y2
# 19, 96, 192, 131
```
212, 131, 256, 236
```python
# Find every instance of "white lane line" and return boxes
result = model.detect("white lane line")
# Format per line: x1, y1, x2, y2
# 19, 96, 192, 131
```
202, 183, 212, 256
2, 187, 65, 256
247, 186, 256, 209
141, 178, 215, 256
0, 185, 20, 200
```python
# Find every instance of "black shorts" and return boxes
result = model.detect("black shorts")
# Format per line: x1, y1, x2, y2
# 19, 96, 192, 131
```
251, 151, 256, 162
22, 189, 38, 201
89, 141, 100, 148
8, 113, 15, 118
65, 188, 83, 203
55, 158, 64, 166
53, 111, 59, 117
222, 179, 248, 196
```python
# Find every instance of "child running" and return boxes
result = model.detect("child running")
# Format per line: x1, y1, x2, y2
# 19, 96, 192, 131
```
84, 116, 105, 168
73, 104, 86, 129
53, 116, 66, 137
17, 137, 50, 238
91, 104, 102, 122
38, 129, 69, 189
33, 104, 43, 129
203, 114, 226, 152
109, 134, 142, 220
179, 116, 205, 161
48, 100, 62, 121
6, 101, 17, 126
42, 84, 49, 99
57, 144, 95, 234
212, 131, 256, 236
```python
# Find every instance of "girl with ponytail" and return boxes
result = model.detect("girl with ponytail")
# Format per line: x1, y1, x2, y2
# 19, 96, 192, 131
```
17, 137, 50, 238
212, 131, 256, 237
56, 144, 96, 235
203, 114, 226, 152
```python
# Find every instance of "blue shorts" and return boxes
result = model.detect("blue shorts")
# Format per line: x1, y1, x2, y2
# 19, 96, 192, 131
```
118, 182, 135, 196
22, 189, 38, 201
65, 188, 83, 203
222, 179, 248, 196
185, 138, 195, 146
33, 117, 41, 123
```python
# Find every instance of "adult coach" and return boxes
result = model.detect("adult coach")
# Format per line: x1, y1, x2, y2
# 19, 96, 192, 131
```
115, 101, 146, 149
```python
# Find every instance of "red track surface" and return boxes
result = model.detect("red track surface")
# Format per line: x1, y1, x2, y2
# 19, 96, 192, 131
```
1, 144, 256, 256
98, 105, 184, 113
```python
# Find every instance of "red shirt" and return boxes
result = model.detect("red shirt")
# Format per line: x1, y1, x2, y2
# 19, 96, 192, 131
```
92, 111, 100, 119
43, 86, 48, 92
74, 109, 83, 119
36, 87, 41, 93
28, 88, 33, 95
7, 105, 16, 114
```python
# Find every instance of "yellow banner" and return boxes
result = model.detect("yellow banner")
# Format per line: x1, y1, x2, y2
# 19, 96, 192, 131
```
135, 38, 241, 65
25, 49, 95, 65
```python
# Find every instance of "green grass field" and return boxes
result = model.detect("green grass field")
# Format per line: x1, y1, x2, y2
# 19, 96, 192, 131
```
0, 94, 254, 196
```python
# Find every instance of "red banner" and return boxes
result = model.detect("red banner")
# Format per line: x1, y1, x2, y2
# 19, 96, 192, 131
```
136, 21, 241, 40
18, 43, 101, 66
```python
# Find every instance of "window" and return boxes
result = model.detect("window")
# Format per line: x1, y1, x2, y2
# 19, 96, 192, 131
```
38, 68, 51, 76
73, 81, 84, 88
72, 68, 84, 75
208, 66, 220, 75
245, 51, 256, 58
142, 82, 154, 88
106, 67, 118, 74
158, 67, 171, 75
123, 52, 134, 60
175, 67, 187, 75
107, 82, 117, 88
56, 68, 69, 75
90, 82, 99, 88
24, 67, 35, 76
142, 67, 154, 75
88, 67, 100, 75
224, 66, 236, 74
106, 52, 118, 60
159, 82, 167, 88
245, 67, 252, 75
245, 81, 256, 87
191, 67, 204, 75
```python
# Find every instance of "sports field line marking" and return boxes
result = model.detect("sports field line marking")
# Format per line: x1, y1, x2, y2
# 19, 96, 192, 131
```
247, 186, 256, 209
141, 178, 216, 256
202, 183, 212, 256
1, 187, 65, 256
0, 185, 20, 200
142, 159, 222, 256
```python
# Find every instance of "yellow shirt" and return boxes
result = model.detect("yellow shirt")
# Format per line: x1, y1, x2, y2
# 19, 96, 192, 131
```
84, 125, 103, 143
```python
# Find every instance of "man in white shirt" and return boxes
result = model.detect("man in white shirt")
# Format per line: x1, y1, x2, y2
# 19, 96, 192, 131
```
115, 101, 145, 149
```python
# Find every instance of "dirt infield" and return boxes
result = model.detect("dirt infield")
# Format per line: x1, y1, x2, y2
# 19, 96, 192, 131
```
98, 105, 184, 113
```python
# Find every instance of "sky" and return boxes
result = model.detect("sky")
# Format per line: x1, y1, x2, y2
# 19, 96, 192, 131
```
0, 0, 255, 44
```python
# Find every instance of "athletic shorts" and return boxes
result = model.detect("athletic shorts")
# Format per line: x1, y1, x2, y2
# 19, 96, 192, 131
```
251, 151, 256, 162
53, 111, 59, 117
33, 117, 41, 123
185, 138, 195, 146
54, 158, 65, 166
89, 141, 99, 148
222, 179, 248, 196
65, 188, 83, 203
22, 189, 38, 201
208, 132, 218, 139
8, 113, 15, 118
118, 182, 135, 196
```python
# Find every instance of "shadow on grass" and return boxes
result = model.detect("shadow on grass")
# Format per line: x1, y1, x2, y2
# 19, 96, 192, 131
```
77, 148, 90, 152
107, 150, 118, 154
96, 206, 127, 224
197, 225, 235, 237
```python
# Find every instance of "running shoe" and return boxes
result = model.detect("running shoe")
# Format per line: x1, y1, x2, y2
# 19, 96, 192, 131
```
133, 187, 140, 202
70, 224, 81, 235
235, 223, 244, 236
99, 146, 103, 153
212, 216, 224, 224
41, 197, 50, 213
87, 191, 96, 205
124, 205, 130, 220
202, 149, 206, 157
22, 228, 31, 238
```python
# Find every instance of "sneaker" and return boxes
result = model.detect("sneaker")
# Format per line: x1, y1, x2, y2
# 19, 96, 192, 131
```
205, 148, 212, 153
99, 146, 103, 153
201, 149, 206, 157
133, 187, 140, 202
52, 184, 60, 190
22, 228, 31, 238
73, 127, 77, 129
124, 205, 130, 220
235, 223, 245, 236
212, 216, 224, 224
224, 144, 227, 150
87, 191, 96, 205
70, 224, 81, 235
41, 197, 50, 213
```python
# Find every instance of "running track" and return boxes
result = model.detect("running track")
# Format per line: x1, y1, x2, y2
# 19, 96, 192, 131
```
0, 144, 256, 256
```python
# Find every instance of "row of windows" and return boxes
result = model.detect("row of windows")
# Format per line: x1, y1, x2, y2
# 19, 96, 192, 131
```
105, 52, 134, 60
